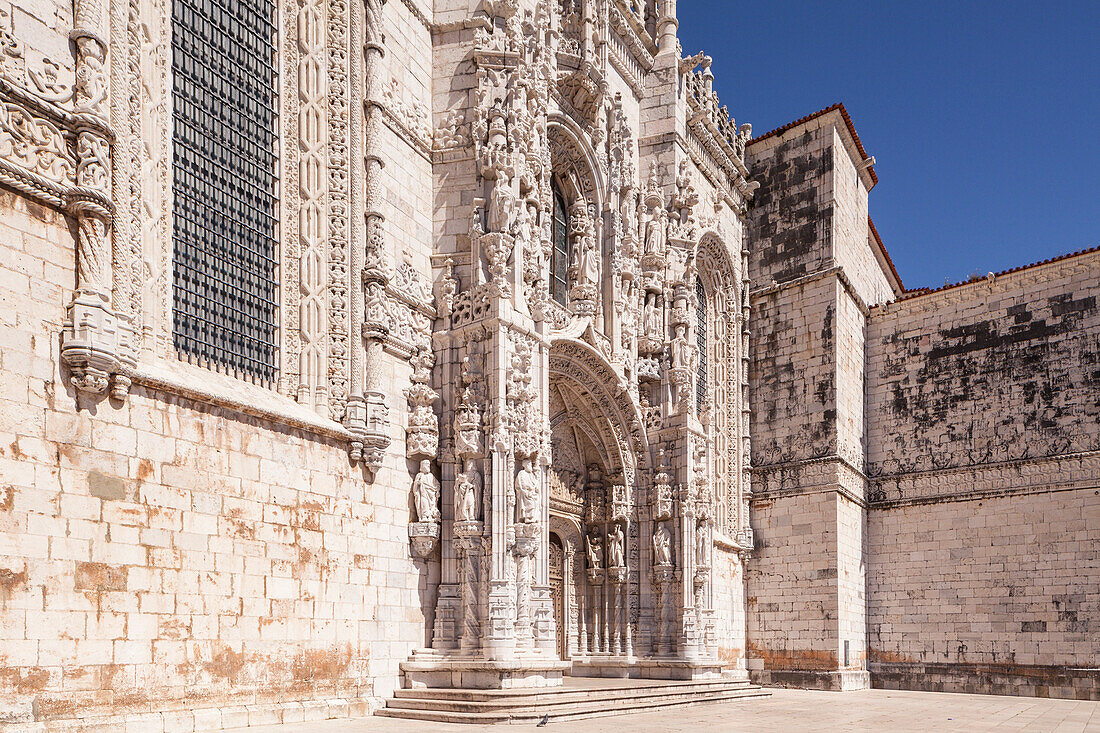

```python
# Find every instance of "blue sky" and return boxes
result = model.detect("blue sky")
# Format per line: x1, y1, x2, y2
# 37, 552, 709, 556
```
677, 1, 1099, 290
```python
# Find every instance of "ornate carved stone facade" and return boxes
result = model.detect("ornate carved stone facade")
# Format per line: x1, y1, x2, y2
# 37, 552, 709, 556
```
0, 0, 1096, 723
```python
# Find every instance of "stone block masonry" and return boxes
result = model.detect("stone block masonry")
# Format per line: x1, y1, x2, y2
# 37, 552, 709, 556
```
743, 104, 1098, 699
865, 250, 1100, 699
0, 192, 430, 722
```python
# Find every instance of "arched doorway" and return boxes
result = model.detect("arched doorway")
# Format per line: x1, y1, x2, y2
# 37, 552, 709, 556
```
547, 336, 650, 667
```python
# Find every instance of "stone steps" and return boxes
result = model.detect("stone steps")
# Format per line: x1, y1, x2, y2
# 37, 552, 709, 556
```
377, 678, 769, 724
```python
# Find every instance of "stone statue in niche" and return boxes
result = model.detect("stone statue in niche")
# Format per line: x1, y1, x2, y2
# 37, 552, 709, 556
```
608, 523, 625, 568
644, 293, 661, 338
670, 323, 690, 369
643, 207, 664, 255
577, 231, 599, 287
487, 170, 515, 234
586, 531, 603, 569
412, 460, 440, 523
696, 521, 709, 567
515, 458, 540, 523
455, 458, 482, 522
653, 521, 672, 566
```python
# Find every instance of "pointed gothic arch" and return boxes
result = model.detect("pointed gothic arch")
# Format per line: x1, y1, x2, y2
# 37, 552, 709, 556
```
694, 231, 742, 539
547, 114, 606, 214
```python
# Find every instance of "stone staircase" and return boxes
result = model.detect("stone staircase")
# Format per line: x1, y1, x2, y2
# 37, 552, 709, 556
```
376, 676, 770, 724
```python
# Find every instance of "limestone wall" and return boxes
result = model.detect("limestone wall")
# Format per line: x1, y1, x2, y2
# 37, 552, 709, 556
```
0, 190, 433, 721
865, 251, 1100, 697
750, 276, 837, 467
745, 487, 838, 675
746, 128, 833, 285
828, 127, 893, 308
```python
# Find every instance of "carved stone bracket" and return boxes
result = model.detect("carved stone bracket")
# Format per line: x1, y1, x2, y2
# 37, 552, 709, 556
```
409, 520, 440, 558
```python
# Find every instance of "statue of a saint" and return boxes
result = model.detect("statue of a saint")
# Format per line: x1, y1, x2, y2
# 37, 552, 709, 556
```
455, 458, 482, 522
515, 458, 540, 523
608, 523, 625, 568
579, 235, 599, 286
487, 171, 514, 233
671, 323, 690, 369
412, 460, 439, 523
653, 522, 672, 566
586, 532, 603, 569
643, 209, 664, 255
644, 293, 660, 337
696, 522, 709, 567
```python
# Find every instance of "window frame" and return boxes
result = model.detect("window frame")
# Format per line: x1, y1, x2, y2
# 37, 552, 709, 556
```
169, 0, 281, 384
551, 179, 570, 306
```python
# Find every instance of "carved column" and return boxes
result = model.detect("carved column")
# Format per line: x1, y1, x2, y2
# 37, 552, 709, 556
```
737, 244, 754, 550
346, 0, 391, 471
294, 0, 328, 410
677, 477, 699, 660
407, 342, 441, 558
61, 0, 135, 398
564, 542, 577, 658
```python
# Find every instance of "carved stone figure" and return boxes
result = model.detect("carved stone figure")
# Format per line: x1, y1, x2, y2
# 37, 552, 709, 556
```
413, 460, 440, 523
586, 532, 603, 569
487, 170, 515, 233
608, 523, 625, 568
653, 522, 672, 566
455, 458, 482, 522
643, 208, 664, 255
671, 323, 690, 369
515, 458, 540, 523
696, 522, 709, 567
644, 292, 661, 337
578, 232, 599, 286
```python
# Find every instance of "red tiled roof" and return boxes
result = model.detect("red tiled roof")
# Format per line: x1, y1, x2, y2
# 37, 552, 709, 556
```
892, 244, 1100, 302
747, 103, 878, 184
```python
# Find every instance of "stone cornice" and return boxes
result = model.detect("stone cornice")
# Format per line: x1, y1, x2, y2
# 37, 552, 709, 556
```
868, 450, 1100, 508
750, 454, 868, 508
748, 264, 871, 317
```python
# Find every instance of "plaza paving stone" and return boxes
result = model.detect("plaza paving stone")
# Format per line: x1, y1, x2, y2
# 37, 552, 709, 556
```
241, 688, 1100, 732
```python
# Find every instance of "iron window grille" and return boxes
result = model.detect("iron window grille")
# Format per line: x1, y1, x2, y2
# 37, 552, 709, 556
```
171, 0, 279, 382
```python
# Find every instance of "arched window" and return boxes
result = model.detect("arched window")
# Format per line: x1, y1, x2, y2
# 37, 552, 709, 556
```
551, 181, 569, 305
696, 277, 708, 414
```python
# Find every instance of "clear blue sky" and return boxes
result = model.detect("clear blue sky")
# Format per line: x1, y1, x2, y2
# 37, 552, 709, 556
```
678, 1, 1099, 290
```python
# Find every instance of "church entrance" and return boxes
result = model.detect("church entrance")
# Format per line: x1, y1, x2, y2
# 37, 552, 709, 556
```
547, 336, 648, 669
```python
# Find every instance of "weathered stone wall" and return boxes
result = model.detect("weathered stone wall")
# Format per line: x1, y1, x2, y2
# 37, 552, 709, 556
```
750, 276, 837, 467
745, 487, 838, 679
864, 252, 1100, 698
712, 549, 747, 672
867, 254, 1100, 475
747, 129, 832, 286
0, 188, 433, 722
868, 485, 1100, 697
828, 127, 892, 308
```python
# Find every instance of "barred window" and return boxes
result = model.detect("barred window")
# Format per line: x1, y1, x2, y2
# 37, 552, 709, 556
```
696, 277, 707, 414
551, 181, 569, 306
171, 0, 279, 381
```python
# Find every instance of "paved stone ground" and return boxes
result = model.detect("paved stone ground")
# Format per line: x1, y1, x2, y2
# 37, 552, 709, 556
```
241, 688, 1100, 732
